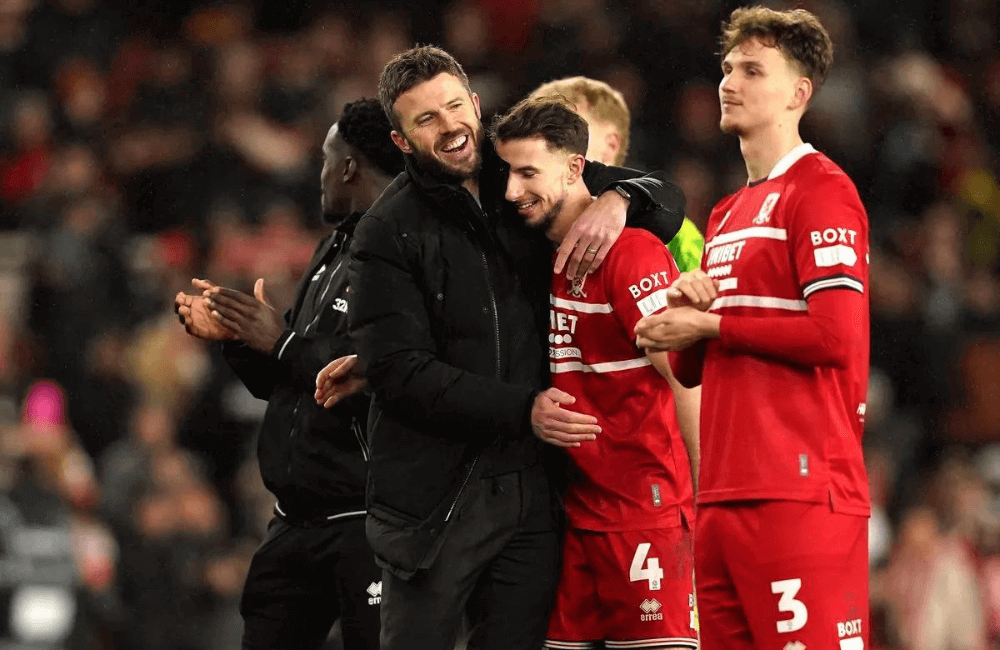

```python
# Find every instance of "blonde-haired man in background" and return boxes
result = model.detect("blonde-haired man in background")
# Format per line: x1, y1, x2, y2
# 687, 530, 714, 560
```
530, 76, 705, 274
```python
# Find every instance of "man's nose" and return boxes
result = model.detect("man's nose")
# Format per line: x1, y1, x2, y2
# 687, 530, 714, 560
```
440, 111, 461, 134
505, 178, 522, 202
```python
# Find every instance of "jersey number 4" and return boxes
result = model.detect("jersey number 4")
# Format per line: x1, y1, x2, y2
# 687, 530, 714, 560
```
629, 542, 663, 591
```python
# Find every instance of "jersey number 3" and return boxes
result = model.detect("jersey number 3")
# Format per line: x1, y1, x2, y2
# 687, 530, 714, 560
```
630, 542, 663, 591
771, 578, 808, 633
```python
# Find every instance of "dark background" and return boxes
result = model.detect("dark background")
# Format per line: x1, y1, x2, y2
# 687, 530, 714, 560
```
0, 0, 998, 647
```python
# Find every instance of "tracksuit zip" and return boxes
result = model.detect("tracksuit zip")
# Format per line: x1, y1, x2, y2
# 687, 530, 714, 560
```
286, 244, 345, 477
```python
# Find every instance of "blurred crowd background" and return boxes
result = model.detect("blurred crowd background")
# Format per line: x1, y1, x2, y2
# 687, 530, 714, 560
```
0, 0, 997, 648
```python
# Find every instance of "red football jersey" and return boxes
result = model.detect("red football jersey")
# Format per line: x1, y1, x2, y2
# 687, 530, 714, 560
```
698, 143, 870, 515
550, 227, 694, 531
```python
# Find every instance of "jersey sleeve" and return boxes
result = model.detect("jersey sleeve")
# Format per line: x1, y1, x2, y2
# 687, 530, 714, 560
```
604, 231, 681, 339
788, 173, 869, 299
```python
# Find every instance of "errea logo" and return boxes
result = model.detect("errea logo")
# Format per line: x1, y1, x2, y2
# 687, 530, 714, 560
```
367, 581, 382, 605
640, 598, 663, 621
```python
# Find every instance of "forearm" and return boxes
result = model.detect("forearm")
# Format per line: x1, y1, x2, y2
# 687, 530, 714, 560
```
363, 350, 538, 438
718, 289, 864, 368
582, 162, 685, 244
673, 383, 700, 494
350, 215, 538, 440
668, 342, 705, 389
652, 350, 700, 492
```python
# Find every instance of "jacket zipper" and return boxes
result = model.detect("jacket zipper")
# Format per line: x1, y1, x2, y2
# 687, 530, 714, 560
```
445, 455, 479, 522
479, 247, 502, 379
288, 247, 345, 475
443, 200, 502, 523
351, 417, 370, 462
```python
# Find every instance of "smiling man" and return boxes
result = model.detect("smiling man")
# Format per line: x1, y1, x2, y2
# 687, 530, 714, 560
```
494, 96, 699, 650
347, 46, 685, 650
634, 8, 871, 650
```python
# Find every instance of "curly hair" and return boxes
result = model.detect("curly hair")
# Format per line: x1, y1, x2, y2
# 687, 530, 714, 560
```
721, 6, 834, 90
491, 97, 589, 157
337, 98, 405, 178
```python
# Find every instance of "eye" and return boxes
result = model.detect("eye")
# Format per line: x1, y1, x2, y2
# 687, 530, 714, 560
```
417, 114, 434, 126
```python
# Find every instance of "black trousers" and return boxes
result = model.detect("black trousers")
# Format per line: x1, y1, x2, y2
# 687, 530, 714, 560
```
240, 514, 382, 650
380, 466, 563, 650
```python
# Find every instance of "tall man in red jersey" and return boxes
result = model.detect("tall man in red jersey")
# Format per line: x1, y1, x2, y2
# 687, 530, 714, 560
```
493, 97, 699, 650
634, 7, 870, 650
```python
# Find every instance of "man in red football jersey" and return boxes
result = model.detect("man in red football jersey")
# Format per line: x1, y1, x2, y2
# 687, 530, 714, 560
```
493, 96, 699, 650
634, 7, 870, 650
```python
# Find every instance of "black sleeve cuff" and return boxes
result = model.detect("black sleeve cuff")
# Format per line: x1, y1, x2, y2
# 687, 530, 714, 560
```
272, 330, 296, 360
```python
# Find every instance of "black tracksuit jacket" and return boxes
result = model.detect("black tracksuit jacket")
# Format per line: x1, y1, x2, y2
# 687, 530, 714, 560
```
348, 140, 686, 577
223, 213, 369, 521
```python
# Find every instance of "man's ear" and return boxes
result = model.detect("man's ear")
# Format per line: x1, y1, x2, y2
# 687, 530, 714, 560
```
343, 157, 358, 183
391, 131, 412, 154
789, 77, 812, 112
566, 154, 586, 184
604, 131, 623, 162
472, 92, 481, 120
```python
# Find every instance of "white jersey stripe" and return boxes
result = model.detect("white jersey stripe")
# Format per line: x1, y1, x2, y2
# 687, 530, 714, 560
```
704, 226, 787, 250
544, 641, 596, 650
709, 295, 807, 312
802, 276, 864, 297
605, 638, 699, 648
550, 357, 651, 374
550, 295, 613, 313
718, 277, 738, 292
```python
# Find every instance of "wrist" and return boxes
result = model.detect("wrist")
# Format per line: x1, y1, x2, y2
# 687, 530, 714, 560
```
701, 312, 722, 339
599, 186, 629, 212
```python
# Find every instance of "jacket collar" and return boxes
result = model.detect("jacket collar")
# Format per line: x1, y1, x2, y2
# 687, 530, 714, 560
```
334, 211, 364, 238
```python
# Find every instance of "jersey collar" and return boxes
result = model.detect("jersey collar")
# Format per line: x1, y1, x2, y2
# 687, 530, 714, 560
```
766, 143, 817, 181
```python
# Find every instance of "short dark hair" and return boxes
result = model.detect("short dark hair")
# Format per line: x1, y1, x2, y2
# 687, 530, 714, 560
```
491, 97, 589, 156
377, 45, 471, 131
338, 98, 405, 178
721, 6, 834, 90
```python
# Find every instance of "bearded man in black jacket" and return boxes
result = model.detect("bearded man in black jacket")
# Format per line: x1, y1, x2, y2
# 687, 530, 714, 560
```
174, 98, 402, 650
335, 46, 686, 650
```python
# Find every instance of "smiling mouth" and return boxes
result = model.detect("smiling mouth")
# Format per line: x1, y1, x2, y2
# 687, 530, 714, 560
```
516, 198, 539, 214
440, 134, 469, 153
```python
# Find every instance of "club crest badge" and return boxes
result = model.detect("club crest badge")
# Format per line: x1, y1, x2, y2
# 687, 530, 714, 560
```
568, 274, 588, 298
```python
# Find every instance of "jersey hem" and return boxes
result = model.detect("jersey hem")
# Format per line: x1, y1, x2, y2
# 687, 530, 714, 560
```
566, 505, 690, 533
697, 490, 871, 516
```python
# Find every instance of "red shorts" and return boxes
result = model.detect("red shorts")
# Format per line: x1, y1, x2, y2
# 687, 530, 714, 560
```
545, 526, 698, 649
695, 500, 869, 650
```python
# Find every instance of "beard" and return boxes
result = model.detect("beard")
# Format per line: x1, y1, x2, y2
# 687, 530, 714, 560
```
406, 123, 485, 185
526, 196, 564, 234
719, 117, 743, 136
